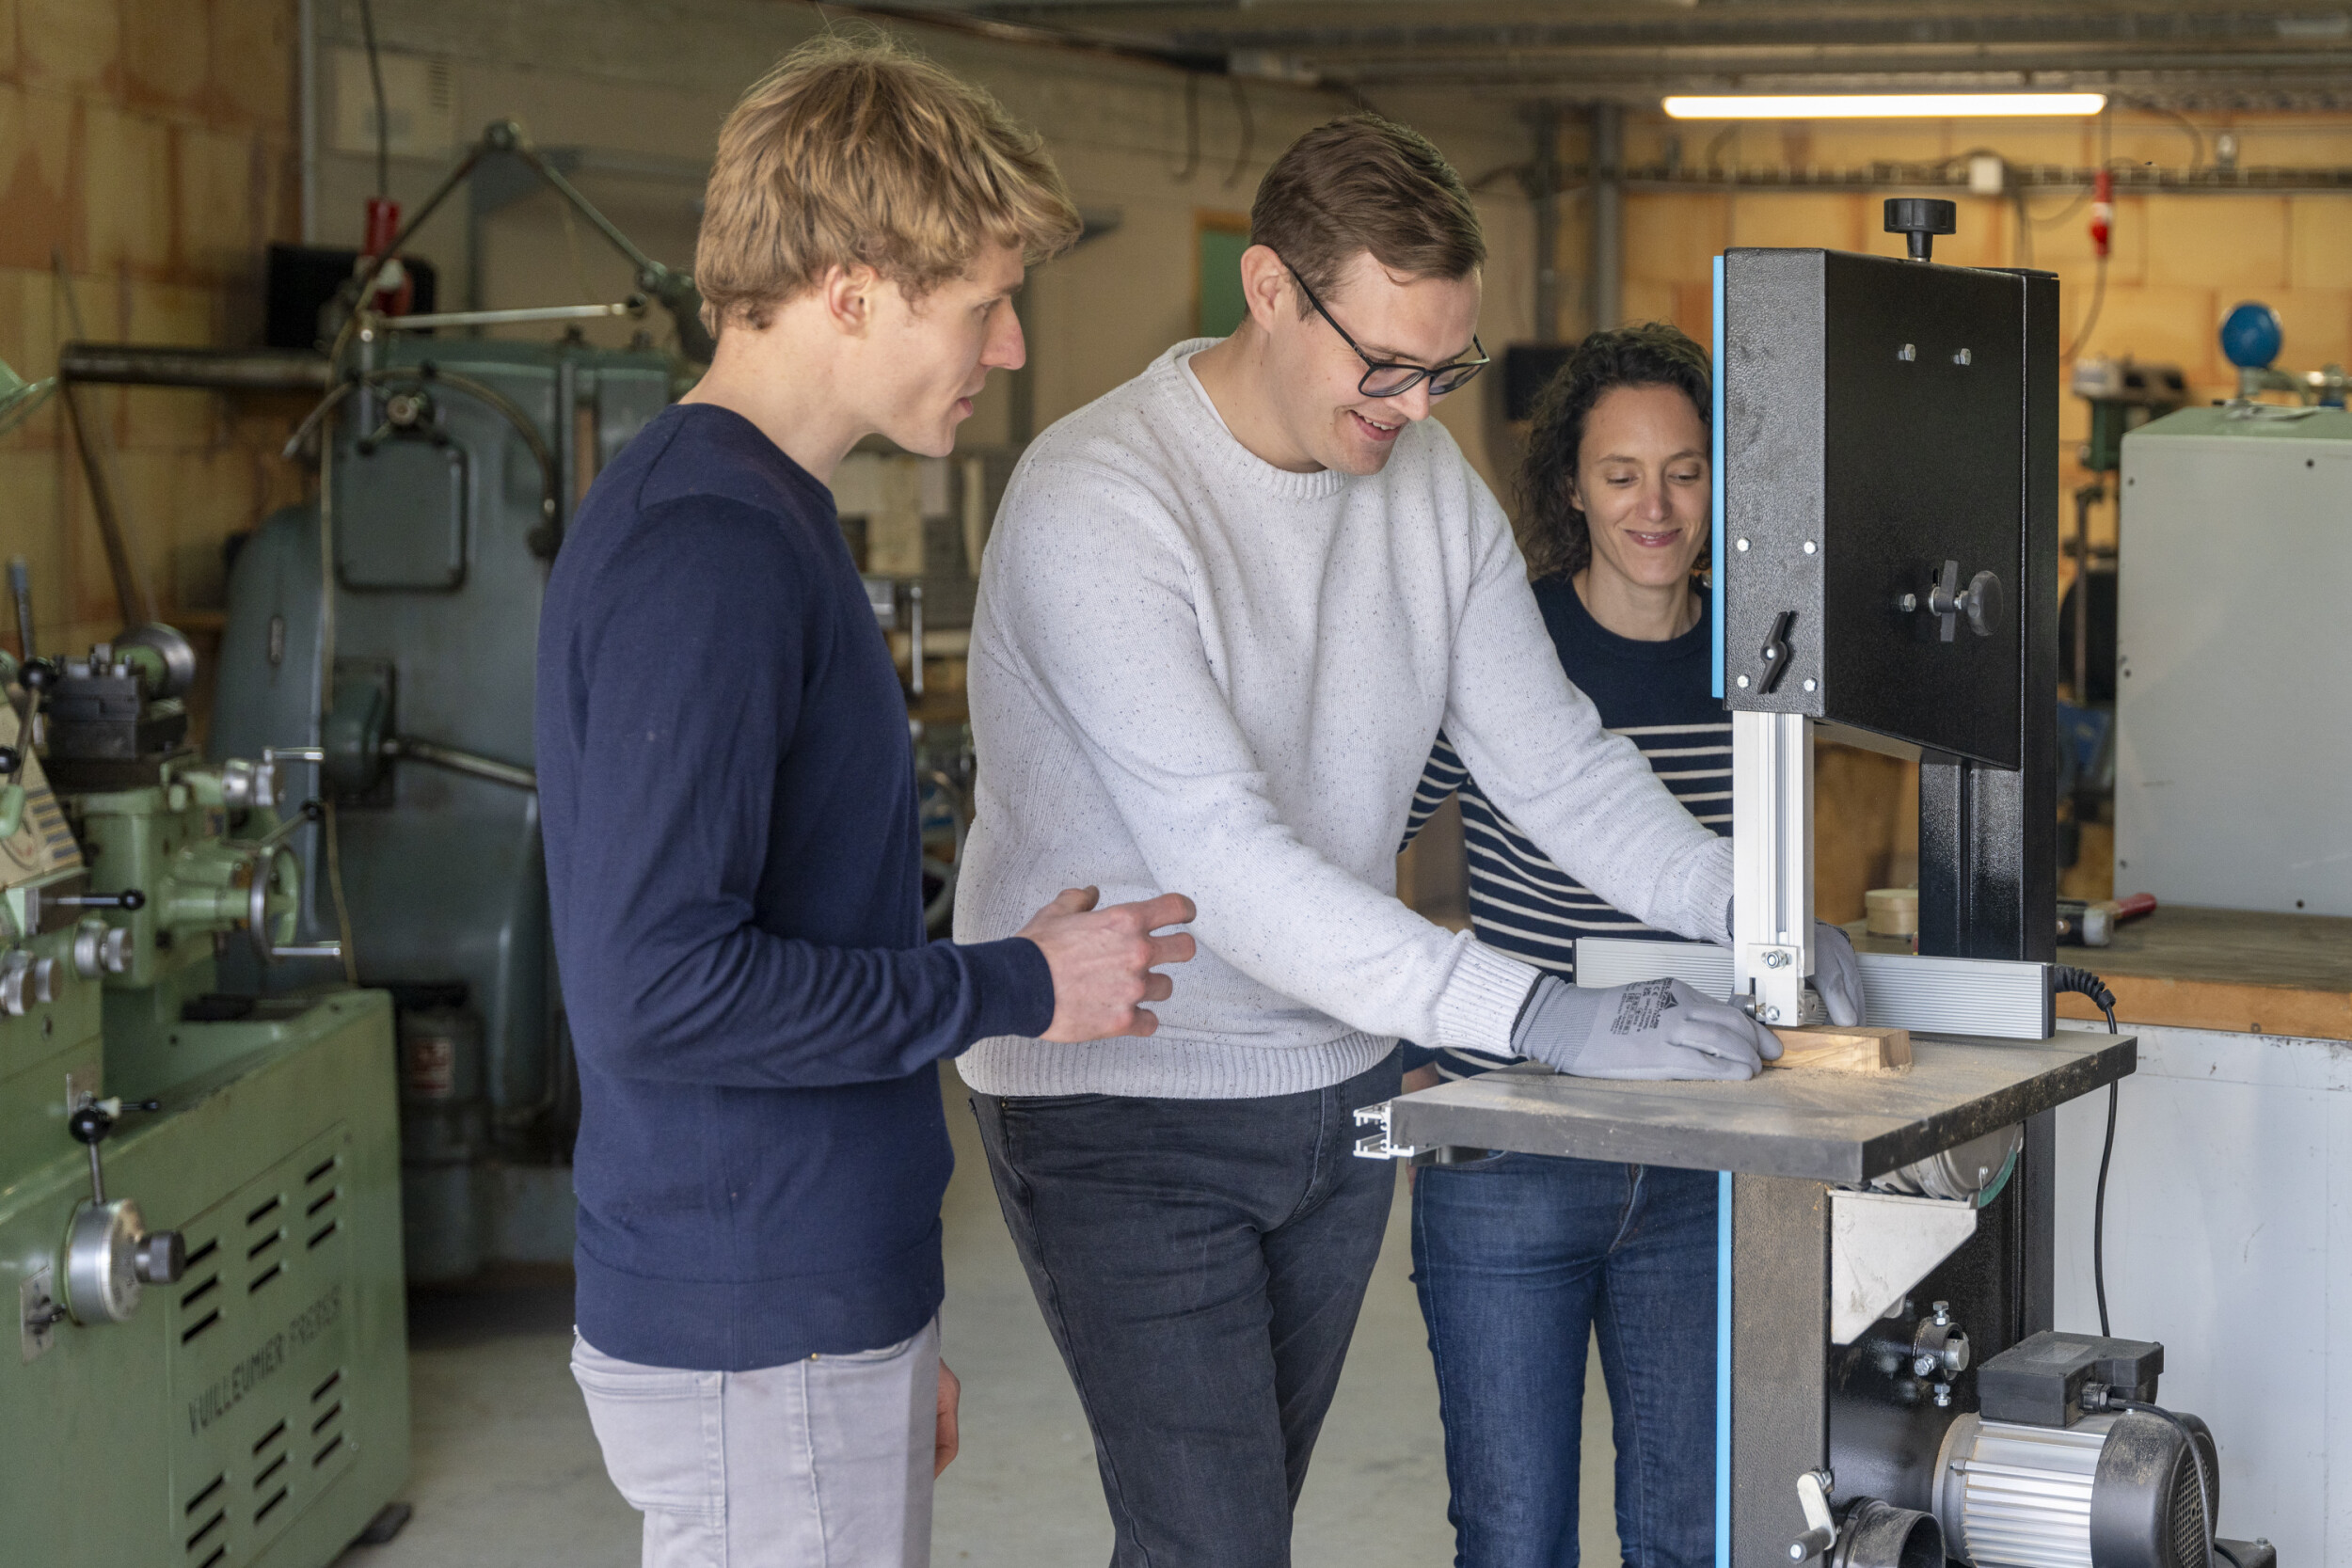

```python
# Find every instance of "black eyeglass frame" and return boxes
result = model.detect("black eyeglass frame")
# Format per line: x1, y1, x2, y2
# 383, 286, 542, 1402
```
1276, 253, 1490, 399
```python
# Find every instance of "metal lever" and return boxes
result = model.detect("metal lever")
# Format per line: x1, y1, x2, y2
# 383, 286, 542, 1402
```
238, 798, 324, 855
48, 888, 146, 911
61, 1091, 183, 1323
8, 554, 33, 659
1788, 1468, 1836, 1561
67, 1096, 159, 1206
1757, 610, 1797, 694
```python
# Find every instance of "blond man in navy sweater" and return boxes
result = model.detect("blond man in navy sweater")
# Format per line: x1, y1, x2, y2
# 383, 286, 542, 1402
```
538, 37, 1193, 1568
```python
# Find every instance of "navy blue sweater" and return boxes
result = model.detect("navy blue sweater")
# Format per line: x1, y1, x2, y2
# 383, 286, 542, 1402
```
537, 404, 1055, 1371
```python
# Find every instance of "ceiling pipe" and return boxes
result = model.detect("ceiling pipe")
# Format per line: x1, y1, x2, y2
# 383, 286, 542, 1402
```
1522, 103, 1564, 343
1590, 103, 1624, 336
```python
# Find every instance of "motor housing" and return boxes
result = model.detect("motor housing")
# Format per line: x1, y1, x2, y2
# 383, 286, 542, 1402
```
1932, 1408, 2217, 1568
1931, 1330, 2225, 1568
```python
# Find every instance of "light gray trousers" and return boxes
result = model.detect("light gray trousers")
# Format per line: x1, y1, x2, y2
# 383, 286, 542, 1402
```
572, 1318, 939, 1568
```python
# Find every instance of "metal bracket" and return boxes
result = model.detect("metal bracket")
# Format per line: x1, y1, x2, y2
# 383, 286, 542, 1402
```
20, 1265, 60, 1362
1351, 1101, 1417, 1162
1829, 1190, 1979, 1344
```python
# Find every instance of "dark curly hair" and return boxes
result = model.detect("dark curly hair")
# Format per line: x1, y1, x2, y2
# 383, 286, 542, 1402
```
1518, 322, 1712, 583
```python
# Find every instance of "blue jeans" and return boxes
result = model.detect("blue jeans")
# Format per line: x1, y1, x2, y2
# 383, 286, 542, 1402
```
1411, 1154, 1716, 1568
969, 1053, 1401, 1568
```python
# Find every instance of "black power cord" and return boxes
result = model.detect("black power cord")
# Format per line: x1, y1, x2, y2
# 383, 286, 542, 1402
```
2061, 969, 2235, 1568
2052, 965, 2121, 1336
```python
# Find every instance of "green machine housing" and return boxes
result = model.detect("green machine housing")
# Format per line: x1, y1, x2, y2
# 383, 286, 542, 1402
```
0, 635, 407, 1568
208, 335, 675, 1283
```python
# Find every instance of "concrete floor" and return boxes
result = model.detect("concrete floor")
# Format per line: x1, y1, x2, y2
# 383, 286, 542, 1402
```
338, 1065, 1618, 1568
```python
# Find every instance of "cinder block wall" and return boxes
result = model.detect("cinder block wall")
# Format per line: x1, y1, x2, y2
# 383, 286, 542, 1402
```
0, 0, 308, 676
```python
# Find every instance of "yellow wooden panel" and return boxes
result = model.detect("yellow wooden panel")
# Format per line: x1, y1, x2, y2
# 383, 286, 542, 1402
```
174, 128, 260, 283
120, 0, 209, 109
84, 104, 173, 274
0, 85, 75, 273
2287, 198, 2352, 293
1623, 193, 1729, 287
2146, 195, 2290, 292
210, 0, 296, 129
1729, 192, 1865, 252
1807, 123, 1948, 164
2265, 288, 2352, 372
18, 0, 116, 91
1618, 277, 1677, 332
2070, 283, 2221, 383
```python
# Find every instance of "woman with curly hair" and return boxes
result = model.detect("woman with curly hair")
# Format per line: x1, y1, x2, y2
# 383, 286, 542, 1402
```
1402, 321, 1727, 1568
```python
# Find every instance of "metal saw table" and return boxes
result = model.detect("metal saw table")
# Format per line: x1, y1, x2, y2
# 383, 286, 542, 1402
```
1359, 1029, 2137, 1568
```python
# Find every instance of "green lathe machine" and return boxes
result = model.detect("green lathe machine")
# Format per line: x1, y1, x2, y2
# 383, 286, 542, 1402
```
1, 609, 407, 1564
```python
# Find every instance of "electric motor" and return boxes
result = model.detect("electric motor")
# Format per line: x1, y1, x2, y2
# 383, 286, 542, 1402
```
1936, 1331, 2224, 1568
1933, 1409, 2217, 1568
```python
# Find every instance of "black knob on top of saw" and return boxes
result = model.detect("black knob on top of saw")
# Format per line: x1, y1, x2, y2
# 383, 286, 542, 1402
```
1885, 198, 1958, 262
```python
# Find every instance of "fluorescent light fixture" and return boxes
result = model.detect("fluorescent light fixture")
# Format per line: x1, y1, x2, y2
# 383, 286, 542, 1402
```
1662, 93, 2106, 119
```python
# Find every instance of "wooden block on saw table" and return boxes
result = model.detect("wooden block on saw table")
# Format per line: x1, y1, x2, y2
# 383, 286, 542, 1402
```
1766, 1024, 1913, 1073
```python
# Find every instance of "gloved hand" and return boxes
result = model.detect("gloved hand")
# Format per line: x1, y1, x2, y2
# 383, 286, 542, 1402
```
1719, 900, 1867, 1028
1812, 920, 1864, 1027
1510, 975, 1782, 1082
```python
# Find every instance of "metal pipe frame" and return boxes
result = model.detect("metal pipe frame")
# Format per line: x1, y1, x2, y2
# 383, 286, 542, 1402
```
56, 343, 333, 393
1590, 103, 1624, 333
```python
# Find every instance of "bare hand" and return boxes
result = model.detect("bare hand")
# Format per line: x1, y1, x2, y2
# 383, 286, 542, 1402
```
1016, 886, 1198, 1042
935, 1358, 961, 1478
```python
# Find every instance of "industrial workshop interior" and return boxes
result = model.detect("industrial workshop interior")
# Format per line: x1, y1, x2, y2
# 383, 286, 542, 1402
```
5, 3, 2350, 1567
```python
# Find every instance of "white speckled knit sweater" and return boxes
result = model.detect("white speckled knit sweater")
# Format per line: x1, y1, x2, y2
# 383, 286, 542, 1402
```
952, 340, 1733, 1099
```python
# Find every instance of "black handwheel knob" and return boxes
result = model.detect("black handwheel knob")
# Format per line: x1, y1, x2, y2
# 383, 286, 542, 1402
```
20, 657, 56, 691
67, 1104, 113, 1145
1884, 198, 1959, 262
0, 746, 17, 776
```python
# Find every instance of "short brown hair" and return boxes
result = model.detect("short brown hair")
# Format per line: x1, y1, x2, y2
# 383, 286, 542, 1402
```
1249, 115, 1485, 312
695, 30, 1082, 332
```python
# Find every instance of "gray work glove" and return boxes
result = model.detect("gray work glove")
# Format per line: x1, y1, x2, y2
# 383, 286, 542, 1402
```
1813, 921, 1864, 1027
1510, 975, 1782, 1082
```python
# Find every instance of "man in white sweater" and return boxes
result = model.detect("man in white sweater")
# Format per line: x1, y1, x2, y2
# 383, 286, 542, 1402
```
956, 116, 1859, 1566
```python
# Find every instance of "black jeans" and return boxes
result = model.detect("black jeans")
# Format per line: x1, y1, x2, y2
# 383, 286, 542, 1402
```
970, 1052, 1402, 1568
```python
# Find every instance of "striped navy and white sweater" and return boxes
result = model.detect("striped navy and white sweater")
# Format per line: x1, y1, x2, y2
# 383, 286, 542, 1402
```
1406, 574, 1731, 1081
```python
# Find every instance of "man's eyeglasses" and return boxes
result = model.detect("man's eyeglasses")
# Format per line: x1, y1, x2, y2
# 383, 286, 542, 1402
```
1276, 253, 1489, 399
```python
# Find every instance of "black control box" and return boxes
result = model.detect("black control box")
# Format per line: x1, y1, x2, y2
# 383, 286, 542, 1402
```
1977, 1329, 2164, 1428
